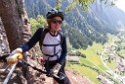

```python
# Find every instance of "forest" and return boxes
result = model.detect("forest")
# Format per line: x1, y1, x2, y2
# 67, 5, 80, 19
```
25, 0, 125, 49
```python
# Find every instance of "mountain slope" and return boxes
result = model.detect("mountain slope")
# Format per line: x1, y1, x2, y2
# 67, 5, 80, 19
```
25, 0, 125, 49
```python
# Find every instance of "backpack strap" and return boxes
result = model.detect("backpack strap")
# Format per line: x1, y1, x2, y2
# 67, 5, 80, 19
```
39, 28, 49, 50
58, 31, 64, 45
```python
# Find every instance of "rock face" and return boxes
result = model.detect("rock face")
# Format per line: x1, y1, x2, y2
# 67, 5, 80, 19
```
0, 17, 10, 83
0, 17, 10, 56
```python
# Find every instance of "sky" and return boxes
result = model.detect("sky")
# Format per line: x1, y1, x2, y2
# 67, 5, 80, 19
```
115, 0, 125, 12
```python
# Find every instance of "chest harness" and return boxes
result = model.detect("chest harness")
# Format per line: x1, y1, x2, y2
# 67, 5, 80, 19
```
39, 28, 64, 61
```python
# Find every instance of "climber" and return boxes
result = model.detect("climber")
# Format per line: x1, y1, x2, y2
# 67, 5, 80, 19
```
6, 8, 71, 84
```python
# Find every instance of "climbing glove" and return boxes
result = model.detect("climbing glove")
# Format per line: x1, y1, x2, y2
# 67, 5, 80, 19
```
52, 63, 62, 75
7, 48, 23, 64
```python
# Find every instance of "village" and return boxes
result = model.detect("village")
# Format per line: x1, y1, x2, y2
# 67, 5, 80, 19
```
97, 34, 125, 84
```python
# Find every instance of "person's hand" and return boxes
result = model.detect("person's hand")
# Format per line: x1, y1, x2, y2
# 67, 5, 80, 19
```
7, 48, 23, 64
52, 63, 62, 75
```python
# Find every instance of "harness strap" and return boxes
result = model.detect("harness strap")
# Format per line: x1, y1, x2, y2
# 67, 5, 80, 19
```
39, 28, 49, 50
39, 28, 64, 50
39, 28, 64, 62
43, 49, 61, 57
46, 57, 50, 75
42, 43, 60, 46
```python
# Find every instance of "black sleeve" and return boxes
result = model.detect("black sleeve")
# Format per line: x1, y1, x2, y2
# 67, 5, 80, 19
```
20, 28, 43, 52
58, 35, 67, 65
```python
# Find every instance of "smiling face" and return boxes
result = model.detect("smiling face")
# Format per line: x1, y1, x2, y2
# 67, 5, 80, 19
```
50, 16, 62, 33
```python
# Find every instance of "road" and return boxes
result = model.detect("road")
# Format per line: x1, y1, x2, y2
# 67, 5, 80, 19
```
100, 38, 125, 84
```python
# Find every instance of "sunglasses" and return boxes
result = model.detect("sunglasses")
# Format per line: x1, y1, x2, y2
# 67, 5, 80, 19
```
51, 19, 62, 24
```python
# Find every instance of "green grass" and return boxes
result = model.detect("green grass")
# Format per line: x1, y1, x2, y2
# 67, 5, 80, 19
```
106, 60, 117, 70
79, 57, 94, 66
80, 57, 108, 71
98, 64, 108, 70
67, 63, 101, 84
78, 42, 104, 65
119, 49, 125, 57
121, 43, 125, 47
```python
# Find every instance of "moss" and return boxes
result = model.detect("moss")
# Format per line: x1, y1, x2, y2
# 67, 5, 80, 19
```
17, 6, 25, 15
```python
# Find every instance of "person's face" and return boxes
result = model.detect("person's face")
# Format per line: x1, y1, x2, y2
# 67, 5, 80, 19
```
50, 16, 62, 32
